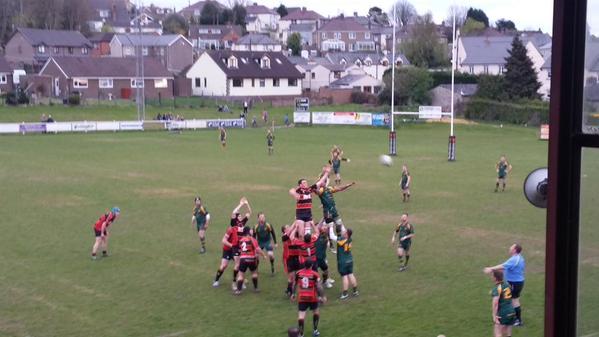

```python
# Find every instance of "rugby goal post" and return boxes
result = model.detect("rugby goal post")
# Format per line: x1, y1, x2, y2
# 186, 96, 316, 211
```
390, 106, 456, 161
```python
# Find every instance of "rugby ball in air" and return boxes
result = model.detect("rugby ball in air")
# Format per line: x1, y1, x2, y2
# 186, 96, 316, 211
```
379, 154, 393, 167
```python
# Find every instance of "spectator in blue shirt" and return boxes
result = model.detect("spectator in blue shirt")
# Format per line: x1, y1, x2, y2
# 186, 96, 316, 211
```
484, 243, 526, 326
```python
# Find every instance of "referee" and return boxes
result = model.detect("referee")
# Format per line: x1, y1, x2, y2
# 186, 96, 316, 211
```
484, 243, 526, 326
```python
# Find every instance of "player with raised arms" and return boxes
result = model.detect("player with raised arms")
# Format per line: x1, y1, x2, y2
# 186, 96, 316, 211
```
291, 260, 326, 337
212, 197, 251, 288
91, 207, 120, 260
329, 145, 350, 185
314, 172, 355, 244
283, 223, 303, 297
235, 226, 267, 295
289, 166, 331, 236
192, 197, 210, 254
253, 212, 277, 274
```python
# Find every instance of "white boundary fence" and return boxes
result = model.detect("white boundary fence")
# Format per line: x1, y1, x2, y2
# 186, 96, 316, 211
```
294, 111, 391, 127
0, 119, 245, 135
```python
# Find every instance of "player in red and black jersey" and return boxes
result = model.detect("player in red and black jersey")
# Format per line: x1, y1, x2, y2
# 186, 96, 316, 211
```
289, 166, 331, 236
292, 260, 326, 337
212, 198, 252, 288
235, 226, 267, 295
300, 223, 319, 271
91, 207, 120, 260
283, 223, 303, 297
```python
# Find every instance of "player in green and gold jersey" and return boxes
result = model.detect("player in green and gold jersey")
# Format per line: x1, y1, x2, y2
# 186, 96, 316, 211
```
329, 226, 358, 300
253, 212, 277, 274
391, 213, 415, 271
192, 197, 210, 254
266, 129, 275, 155
495, 155, 512, 192
490, 270, 516, 337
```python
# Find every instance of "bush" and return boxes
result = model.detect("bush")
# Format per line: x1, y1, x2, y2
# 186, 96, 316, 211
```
68, 93, 81, 106
464, 98, 549, 125
5, 90, 30, 105
350, 91, 377, 104
431, 71, 478, 87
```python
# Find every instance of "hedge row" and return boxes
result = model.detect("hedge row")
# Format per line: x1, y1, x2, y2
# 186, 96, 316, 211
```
465, 98, 549, 126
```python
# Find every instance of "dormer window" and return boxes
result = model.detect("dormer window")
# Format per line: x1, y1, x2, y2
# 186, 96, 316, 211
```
355, 60, 362, 66
340, 59, 347, 65
228, 56, 238, 68
261, 56, 270, 69
365, 59, 372, 66
38, 45, 45, 53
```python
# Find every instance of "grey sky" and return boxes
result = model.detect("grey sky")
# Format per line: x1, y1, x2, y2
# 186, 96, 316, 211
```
153, 0, 556, 33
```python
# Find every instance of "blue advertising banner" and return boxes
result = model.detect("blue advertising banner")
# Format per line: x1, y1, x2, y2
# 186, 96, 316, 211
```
372, 113, 391, 127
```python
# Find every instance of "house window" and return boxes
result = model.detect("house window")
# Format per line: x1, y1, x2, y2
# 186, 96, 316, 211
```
311, 72, 315, 79
154, 79, 168, 88
99, 9, 109, 18
142, 47, 149, 56
260, 79, 265, 87
334, 32, 341, 39
159, 48, 165, 56
349, 32, 356, 39
124, 47, 135, 56
195, 78, 201, 87
365, 32, 371, 40
99, 78, 113, 88
204, 78, 207, 87
232, 79, 243, 87
469, 66, 475, 74
322, 32, 326, 39
548, 70, 552, 78
288, 78, 297, 86
273, 78, 280, 87
0, 74, 7, 84
38, 45, 45, 53
365, 60, 372, 66
73, 78, 88, 88
131, 79, 144, 88
252, 79, 255, 87
68, 47, 74, 54
261, 57, 270, 69
54, 47, 59, 54
349, 44, 354, 51
228, 56, 238, 68
483, 65, 489, 74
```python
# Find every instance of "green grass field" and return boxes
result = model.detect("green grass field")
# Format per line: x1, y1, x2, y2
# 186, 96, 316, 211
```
0, 122, 549, 337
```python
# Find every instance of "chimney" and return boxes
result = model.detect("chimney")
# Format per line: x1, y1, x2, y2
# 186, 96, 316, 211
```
112, 3, 117, 22
353, 12, 358, 17
253, 2, 257, 6
368, 17, 371, 30
302, 7, 306, 11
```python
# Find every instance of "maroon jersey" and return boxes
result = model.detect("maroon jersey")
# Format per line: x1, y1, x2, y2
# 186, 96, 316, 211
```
222, 226, 238, 251
94, 212, 116, 231
296, 269, 320, 302
239, 236, 259, 260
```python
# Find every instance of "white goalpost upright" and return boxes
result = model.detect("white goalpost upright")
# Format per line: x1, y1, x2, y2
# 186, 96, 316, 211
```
389, 3, 457, 161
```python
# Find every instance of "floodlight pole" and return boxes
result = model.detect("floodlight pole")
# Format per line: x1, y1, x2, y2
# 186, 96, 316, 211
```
389, 1, 397, 156
448, 7, 457, 161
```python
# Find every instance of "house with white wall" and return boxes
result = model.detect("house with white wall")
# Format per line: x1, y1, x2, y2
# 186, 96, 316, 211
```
278, 8, 324, 43
245, 2, 280, 34
232, 34, 282, 52
456, 34, 552, 99
329, 72, 383, 94
186, 50, 302, 97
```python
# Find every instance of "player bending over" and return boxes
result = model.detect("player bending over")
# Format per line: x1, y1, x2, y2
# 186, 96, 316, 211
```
235, 226, 267, 295
253, 212, 277, 274
291, 260, 326, 337
192, 197, 210, 254
329, 145, 350, 185
391, 213, 415, 272
289, 166, 331, 236
495, 155, 512, 192
91, 207, 120, 260
329, 226, 358, 300
213, 198, 251, 288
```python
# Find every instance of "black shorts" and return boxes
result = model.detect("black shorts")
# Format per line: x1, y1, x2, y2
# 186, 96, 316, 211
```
298, 301, 318, 311
295, 212, 312, 222
509, 281, 524, 298
317, 258, 328, 271
239, 259, 257, 272
94, 229, 107, 237
222, 249, 234, 261
287, 256, 301, 272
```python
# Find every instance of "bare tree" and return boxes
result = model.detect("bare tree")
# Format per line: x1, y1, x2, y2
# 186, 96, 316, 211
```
390, 0, 417, 28
0, 0, 21, 46
62, 0, 91, 31
446, 5, 467, 27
